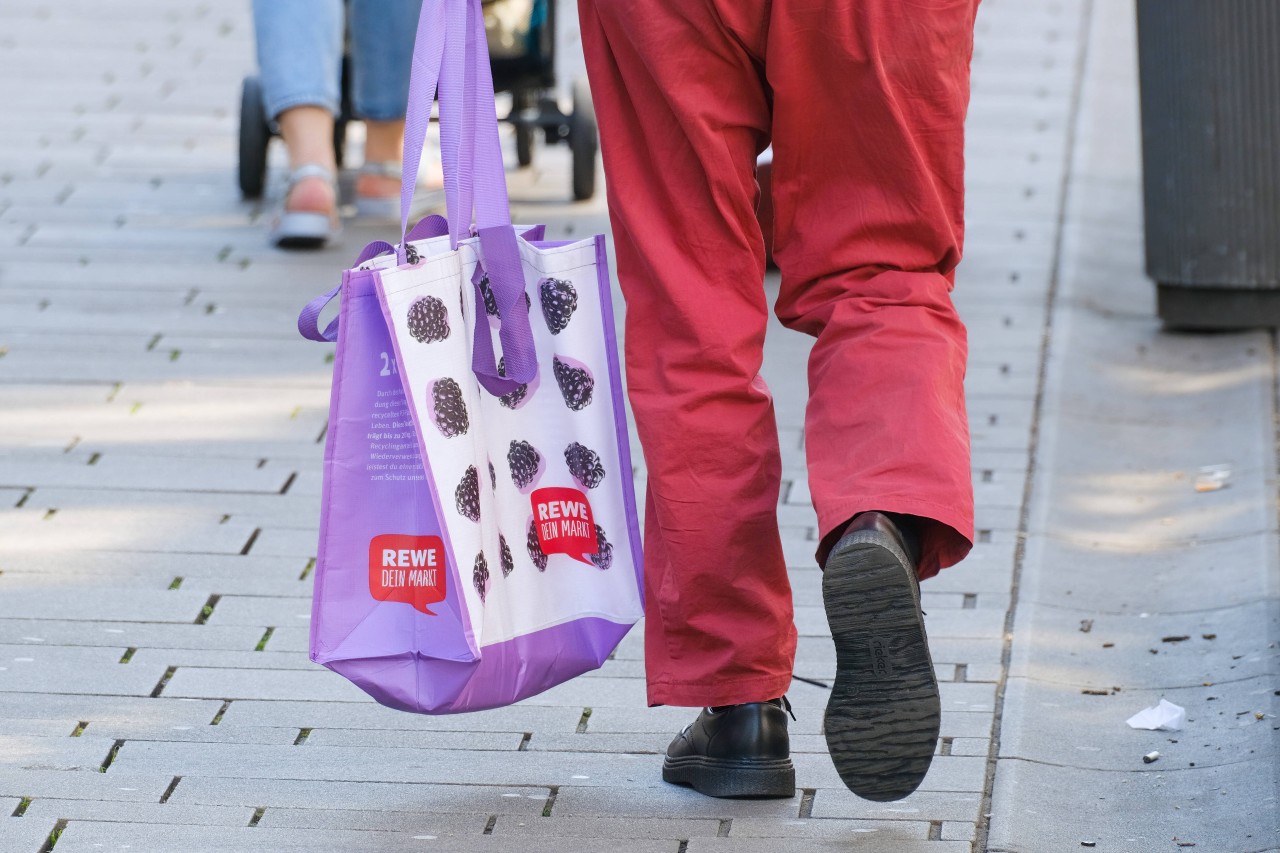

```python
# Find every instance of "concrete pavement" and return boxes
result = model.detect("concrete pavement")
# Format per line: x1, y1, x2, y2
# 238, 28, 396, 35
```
0, 0, 1276, 851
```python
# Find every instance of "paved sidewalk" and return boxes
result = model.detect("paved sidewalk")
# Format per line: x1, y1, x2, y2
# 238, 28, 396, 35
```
0, 0, 1276, 851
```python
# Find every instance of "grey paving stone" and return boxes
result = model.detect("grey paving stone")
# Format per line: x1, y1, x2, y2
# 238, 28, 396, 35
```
686, 837, 969, 853
0, 619, 265, 652
19, 798, 252, 828
217, 699, 584, 733
0, 735, 117, 772
255, 808, 486, 834
987, 758, 1279, 853
808, 789, 984, 823
83, 723, 299, 746
0, 815, 59, 853
0, 768, 173, 802
999, 675, 1277, 773
488, 814, 720, 839
551, 785, 802, 819
0, 645, 169, 696
161, 667, 369, 702
167, 775, 550, 815
0, 589, 209, 624
0, 693, 223, 728
728, 816, 932, 839
1007, 600, 1278, 689
302, 728, 524, 752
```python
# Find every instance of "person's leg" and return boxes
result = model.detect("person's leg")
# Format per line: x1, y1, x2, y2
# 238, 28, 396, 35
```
768, 0, 978, 581
348, 0, 419, 202
252, 0, 343, 237
578, 0, 794, 710
766, 0, 980, 801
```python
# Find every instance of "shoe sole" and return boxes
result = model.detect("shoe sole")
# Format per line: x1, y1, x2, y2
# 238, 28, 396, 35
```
662, 755, 795, 799
271, 211, 336, 250
823, 529, 940, 802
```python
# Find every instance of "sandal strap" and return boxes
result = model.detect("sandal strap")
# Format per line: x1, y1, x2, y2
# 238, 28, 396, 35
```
359, 160, 403, 179
287, 163, 338, 189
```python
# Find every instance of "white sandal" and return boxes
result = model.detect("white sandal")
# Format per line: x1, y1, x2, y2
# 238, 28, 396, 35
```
355, 161, 403, 220
270, 163, 340, 249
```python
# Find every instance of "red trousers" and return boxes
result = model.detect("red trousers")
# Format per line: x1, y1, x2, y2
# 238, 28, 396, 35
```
579, 0, 979, 707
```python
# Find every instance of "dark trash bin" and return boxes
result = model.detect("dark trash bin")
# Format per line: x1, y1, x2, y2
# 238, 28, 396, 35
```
1137, 0, 1280, 329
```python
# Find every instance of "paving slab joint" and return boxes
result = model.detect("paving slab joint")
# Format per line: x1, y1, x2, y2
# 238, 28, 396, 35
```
99, 739, 125, 773
159, 776, 181, 804
248, 806, 265, 827
13, 797, 32, 817
798, 788, 815, 818
541, 785, 559, 818
210, 699, 231, 725
194, 594, 220, 624
38, 818, 67, 853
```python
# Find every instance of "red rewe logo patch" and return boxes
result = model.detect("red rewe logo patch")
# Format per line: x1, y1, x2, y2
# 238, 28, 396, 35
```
368, 534, 447, 615
530, 487, 598, 565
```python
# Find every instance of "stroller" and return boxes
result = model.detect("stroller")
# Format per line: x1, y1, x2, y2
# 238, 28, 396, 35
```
237, 0, 598, 203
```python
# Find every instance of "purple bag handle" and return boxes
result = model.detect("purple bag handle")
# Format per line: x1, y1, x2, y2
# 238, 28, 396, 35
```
398, 0, 537, 395
297, 215, 450, 343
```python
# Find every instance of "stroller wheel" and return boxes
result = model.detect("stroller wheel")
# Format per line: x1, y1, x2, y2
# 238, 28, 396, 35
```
569, 77, 597, 201
238, 76, 270, 199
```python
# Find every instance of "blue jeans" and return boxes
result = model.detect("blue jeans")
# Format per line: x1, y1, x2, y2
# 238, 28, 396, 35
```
252, 0, 422, 122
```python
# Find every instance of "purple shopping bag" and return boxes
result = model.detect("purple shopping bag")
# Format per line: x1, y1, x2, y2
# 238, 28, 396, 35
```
297, 0, 643, 714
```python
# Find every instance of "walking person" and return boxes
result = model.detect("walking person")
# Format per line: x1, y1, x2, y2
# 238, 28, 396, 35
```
251, 0, 423, 248
577, 0, 980, 801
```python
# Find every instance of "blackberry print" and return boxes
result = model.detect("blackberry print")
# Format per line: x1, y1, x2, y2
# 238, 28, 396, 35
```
539, 278, 578, 334
590, 524, 614, 571
564, 442, 605, 489
508, 440, 544, 492
497, 356, 530, 410
499, 534, 514, 577
406, 296, 449, 343
479, 272, 531, 319
552, 355, 594, 411
454, 465, 480, 522
527, 518, 548, 571
473, 552, 490, 602
429, 378, 469, 437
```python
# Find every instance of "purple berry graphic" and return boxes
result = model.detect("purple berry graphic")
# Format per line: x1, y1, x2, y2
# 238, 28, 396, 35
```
479, 273, 531, 321
564, 442, 605, 489
499, 534, 514, 577
479, 273, 499, 318
473, 552, 490, 602
429, 378, 469, 437
552, 355, 594, 411
508, 440, 544, 492
406, 296, 449, 343
488, 460, 497, 490
589, 524, 613, 571
527, 518, 548, 571
539, 278, 578, 335
497, 356, 530, 410
454, 465, 480, 522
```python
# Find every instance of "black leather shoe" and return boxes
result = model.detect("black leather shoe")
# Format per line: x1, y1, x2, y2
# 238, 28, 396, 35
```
823, 511, 939, 802
662, 698, 796, 798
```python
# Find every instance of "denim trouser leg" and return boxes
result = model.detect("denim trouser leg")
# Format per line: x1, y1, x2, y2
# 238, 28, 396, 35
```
252, 0, 343, 120
348, 0, 422, 121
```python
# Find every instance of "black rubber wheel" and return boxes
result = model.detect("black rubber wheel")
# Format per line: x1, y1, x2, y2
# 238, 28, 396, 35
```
516, 124, 534, 167
238, 76, 270, 199
569, 78, 598, 201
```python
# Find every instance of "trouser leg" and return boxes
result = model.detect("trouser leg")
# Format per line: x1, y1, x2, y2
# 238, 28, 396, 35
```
767, 0, 980, 578
251, 0, 344, 120
578, 0, 795, 707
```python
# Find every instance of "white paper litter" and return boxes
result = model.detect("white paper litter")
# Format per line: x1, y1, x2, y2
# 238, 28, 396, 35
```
1126, 698, 1186, 731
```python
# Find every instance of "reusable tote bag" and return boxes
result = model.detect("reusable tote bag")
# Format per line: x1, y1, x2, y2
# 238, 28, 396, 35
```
298, 0, 643, 715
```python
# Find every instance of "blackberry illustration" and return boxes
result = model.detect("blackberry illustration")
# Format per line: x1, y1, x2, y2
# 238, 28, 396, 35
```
499, 534, 514, 577
479, 273, 531, 319
488, 460, 497, 490
590, 524, 614, 571
564, 442, 605, 489
539, 278, 578, 335
496, 356, 529, 410
454, 465, 480, 522
406, 296, 449, 343
527, 518, 548, 571
508, 440, 543, 491
553, 356, 594, 411
473, 552, 490, 602
430, 378, 469, 437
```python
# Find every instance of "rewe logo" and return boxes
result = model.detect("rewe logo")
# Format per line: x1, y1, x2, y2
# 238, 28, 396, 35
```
368, 534, 446, 614
530, 486, 599, 565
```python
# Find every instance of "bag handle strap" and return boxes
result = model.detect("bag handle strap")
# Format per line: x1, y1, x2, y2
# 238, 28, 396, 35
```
398, 0, 537, 394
